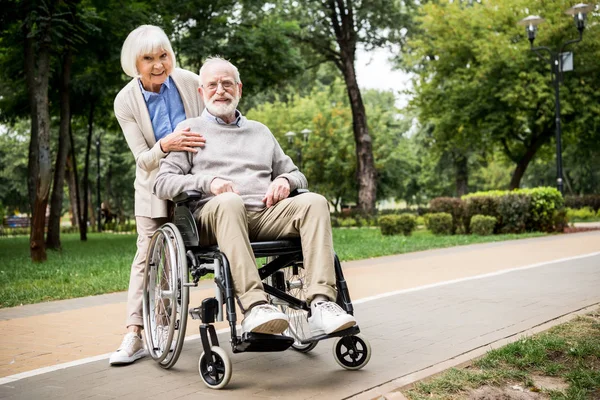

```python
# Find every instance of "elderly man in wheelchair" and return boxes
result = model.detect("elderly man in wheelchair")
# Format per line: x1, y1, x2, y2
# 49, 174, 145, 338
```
147, 57, 370, 389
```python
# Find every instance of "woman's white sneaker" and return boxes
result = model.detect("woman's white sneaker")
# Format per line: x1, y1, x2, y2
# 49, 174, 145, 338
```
308, 301, 357, 336
241, 304, 289, 334
109, 332, 147, 365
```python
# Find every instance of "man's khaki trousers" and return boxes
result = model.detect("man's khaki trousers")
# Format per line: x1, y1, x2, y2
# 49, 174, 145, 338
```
194, 192, 337, 312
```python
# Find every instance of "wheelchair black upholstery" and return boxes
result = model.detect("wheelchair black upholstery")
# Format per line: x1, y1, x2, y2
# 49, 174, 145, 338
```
142, 188, 370, 389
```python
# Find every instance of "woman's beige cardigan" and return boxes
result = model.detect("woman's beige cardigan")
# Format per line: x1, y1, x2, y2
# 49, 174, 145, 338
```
114, 68, 204, 218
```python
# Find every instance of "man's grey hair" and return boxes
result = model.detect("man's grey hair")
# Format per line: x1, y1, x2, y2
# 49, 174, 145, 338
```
120, 25, 176, 78
199, 56, 241, 85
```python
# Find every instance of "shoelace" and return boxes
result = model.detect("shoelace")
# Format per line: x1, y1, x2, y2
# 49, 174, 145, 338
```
254, 304, 280, 313
315, 301, 345, 316
119, 334, 139, 351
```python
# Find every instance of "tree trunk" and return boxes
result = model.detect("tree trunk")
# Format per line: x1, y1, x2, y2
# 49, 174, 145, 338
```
65, 154, 79, 227
82, 98, 95, 239
454, 153, 469, 196
326, 0, 377, 213
46, 49, 73, 250
68, 123, 85, 240
341, 63, 377, 213
508, 131, 551, 190
24, 3, 38, 216
27, 11, 54, 262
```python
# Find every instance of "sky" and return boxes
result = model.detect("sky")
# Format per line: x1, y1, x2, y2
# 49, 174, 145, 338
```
355, 47, 413, 108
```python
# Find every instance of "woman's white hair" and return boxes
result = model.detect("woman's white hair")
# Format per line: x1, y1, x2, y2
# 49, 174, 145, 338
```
120, 25, 176, 78
199, 56, 241, 84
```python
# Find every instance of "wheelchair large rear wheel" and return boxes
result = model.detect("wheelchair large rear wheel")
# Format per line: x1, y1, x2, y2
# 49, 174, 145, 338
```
142, 223, 189, 369
277, 262, 318, 353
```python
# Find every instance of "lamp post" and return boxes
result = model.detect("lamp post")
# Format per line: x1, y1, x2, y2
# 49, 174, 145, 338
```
517, 3, 593, 195
284, 129, 311, 169
95, 133, 102, 232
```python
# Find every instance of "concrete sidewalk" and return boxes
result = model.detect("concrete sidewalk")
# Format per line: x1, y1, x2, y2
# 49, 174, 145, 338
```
0, 231, 599, 399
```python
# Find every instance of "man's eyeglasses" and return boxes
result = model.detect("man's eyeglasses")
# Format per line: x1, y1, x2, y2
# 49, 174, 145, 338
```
203, 80, 236, 91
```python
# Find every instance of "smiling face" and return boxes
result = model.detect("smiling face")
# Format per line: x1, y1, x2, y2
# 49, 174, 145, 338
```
199, 61, 242, 124
136, 49, 173, 93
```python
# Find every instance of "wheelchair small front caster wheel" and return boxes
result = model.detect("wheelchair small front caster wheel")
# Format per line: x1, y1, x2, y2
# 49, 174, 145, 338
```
332, 334, 371, 370
198, 346, 232, 389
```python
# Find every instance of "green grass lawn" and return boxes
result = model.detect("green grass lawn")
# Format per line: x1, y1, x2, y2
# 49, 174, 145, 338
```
0, 229, 545, 308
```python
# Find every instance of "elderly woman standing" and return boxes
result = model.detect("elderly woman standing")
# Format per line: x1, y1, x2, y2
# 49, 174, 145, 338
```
110, 25, 204, 365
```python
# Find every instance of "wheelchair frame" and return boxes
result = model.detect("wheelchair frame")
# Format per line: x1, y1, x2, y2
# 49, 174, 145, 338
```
142, 190, 371, 389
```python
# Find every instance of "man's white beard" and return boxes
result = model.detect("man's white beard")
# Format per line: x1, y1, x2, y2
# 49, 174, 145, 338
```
206, 94, 239, 119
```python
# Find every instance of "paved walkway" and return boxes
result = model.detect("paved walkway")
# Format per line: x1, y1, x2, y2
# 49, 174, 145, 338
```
0, 231, 599, 399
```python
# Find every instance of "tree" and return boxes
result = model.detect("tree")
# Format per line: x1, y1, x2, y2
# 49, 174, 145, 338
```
247, 77, 416, 209
279, 0, 417, 213
403, 0, 600, 191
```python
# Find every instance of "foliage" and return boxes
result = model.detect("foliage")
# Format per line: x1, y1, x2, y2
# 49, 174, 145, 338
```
403, 0, 600, 192
246, 78, 416, 209
470, 215, 496, 236
520, 187, 564, 232
425, 212, 453, 236
379, 214, 417, 236
497, 193, 530, 234
565, 195, 600, 212
463, 195, 501, 233
566, 207, 598, 222
429, 197, 464, 234
0, 123, 29, 215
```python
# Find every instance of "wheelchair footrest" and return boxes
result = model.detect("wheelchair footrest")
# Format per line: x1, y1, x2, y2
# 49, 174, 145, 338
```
189, 307, 202, 320
233, 332, 295, 353
300, 325, 361, 344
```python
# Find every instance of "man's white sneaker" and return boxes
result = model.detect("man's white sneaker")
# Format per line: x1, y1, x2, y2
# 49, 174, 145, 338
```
109, 332, 147, 365
241, 304, 289, 334
308, 301, 357, 336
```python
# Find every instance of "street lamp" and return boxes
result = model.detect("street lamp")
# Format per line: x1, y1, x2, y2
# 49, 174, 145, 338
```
96, 133, 102, 232
284, 129, 311, 169
517, 3, 593, 195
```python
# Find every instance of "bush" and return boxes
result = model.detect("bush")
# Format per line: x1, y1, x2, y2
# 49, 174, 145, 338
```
429, 197, 464, 234
463, 195, 500, 233
553, 209, 568, 233
566, 207, 596, 222
425, 212, 453, 235
497, 193, 530, 233
565, 194, 600, 212
339, 217, 357, 228
379, 215, 417, 236
521, 187, 564, 232
470, 215, 496, 236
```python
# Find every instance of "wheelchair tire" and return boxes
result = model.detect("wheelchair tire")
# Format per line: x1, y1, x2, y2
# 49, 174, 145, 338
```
276, 262, 318, 353
332, 334, 371, 370
142, 223, 189, 369
198, 346, 232, 390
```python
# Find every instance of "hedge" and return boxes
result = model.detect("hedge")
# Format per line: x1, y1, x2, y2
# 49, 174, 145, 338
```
565, 195, 600, 212
470, 215, 496, 236
429, 197, 464, 234
379, 214, 417, 236
425, 212, 453, 235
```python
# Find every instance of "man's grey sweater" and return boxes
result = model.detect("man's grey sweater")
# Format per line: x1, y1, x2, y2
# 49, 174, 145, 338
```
153, 116, 307, 211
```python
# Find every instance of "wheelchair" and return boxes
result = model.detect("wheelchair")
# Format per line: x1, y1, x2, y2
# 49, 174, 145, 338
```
141, 190, 371, 389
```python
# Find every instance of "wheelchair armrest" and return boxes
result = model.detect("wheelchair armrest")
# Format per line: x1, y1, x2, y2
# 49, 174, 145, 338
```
289, 188, 309, 197
173, 190, 204, 204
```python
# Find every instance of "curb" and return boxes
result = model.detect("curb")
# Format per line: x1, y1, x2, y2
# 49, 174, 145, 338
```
347, 302, 600, 400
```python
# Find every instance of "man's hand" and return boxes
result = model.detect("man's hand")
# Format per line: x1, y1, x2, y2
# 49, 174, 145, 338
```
262, 178, 290, 208
210, 178, 239, 195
